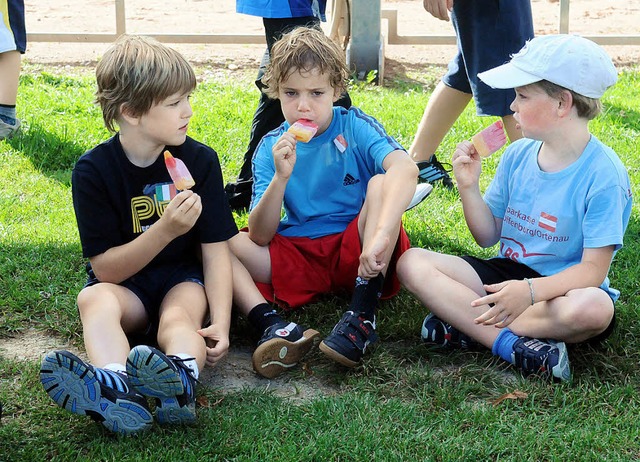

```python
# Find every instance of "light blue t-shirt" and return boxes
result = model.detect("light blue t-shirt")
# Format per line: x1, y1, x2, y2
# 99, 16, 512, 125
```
236, 0, 326, 20
484, 136, 632, 301
251, 106, 406, 239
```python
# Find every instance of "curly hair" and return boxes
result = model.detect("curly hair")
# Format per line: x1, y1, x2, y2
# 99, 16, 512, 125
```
261, 27, 350, 100
95, 35, 196, 132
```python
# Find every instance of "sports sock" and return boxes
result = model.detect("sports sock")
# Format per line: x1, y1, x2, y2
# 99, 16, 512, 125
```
491, 328, 519, 363
247, 302, 285, 334
103, 362, 127, 375
173, 353, 199, 380
349, 274, 384, 321
0, 104, 17, 125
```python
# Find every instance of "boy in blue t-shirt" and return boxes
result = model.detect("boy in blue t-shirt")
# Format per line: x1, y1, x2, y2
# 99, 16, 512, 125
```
397, 35, 632, 382
229, 27, 419, 378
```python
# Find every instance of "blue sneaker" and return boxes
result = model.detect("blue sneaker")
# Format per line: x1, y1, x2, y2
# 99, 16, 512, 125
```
126, 345, 198, 424
511, 337, 571, 383
319, 311, 378, 367
40, 350, 153, 435
252, 322, 320, 379
421, 313, 479, 350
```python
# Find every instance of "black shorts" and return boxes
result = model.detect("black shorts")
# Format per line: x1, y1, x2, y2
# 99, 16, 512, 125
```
84, 261, 204, 337
442, 0, 534, 116
462, 256, 615, 344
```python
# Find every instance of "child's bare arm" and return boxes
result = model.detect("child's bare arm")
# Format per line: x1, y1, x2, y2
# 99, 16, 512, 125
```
359, 151, 417, 277
198, 240, 233, 367
453, 141, 501, 247
248, 132, 297, 246
89, 190, 202, 283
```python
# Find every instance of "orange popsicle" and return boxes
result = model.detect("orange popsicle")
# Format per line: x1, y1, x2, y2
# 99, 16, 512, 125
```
164, 151, 195, 190
472, 120, 507, 158
288, 119, 318, 142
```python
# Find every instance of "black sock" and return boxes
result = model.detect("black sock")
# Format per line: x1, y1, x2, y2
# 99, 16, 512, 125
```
349, 274, 384, 320
247, 303, 284, 333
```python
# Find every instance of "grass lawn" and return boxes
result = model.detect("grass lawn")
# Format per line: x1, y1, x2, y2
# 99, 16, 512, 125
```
0, 62, 639, 461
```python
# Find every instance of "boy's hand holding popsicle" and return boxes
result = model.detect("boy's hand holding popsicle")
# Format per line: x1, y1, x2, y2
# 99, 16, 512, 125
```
452, 121, 507, 190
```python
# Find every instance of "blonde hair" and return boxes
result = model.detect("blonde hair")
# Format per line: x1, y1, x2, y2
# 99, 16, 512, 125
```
262, 27, 349, 100
533, 80, 602, 120
95, 35, 196, 132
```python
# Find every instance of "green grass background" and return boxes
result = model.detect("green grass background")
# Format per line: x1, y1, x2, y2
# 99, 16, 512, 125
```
0, 62, 639, 461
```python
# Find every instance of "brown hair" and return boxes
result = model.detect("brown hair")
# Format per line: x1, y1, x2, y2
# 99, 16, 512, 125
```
95, 35, 196, 132
261, 27, 349, 100
532, 80, 603, 120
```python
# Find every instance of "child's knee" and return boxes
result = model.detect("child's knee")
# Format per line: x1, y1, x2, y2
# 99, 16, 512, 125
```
397, 248, 428, 287
562, 288, 614, 336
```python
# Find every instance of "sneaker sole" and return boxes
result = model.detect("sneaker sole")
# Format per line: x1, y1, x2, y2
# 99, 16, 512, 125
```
549, 340, 571, 382
40, 351, 153, 435
126, 346, 196, 424
318, 340, 359, 368
252, 328, 320, 379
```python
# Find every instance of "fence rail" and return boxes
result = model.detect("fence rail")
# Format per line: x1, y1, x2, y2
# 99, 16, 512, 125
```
26, 0, 640, 47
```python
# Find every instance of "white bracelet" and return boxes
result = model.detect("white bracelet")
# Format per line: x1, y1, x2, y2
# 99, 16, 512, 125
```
524, 278, 535, 305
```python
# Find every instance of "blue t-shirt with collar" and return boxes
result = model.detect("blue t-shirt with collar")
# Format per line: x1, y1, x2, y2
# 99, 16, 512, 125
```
484, 136, 632, 301
251, 106, 406, 239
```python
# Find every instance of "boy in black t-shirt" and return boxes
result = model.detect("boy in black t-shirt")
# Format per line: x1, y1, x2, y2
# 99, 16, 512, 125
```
39, 35, 238, 434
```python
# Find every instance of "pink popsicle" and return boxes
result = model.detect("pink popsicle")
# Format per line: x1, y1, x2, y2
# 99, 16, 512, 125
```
164, 151, 195, 190
472, 120, 507, 157
288, 119, 318, 142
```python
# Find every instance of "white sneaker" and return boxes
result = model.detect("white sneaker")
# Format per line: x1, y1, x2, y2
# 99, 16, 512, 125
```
406, 183, 433, 211
0, 118, 20, 140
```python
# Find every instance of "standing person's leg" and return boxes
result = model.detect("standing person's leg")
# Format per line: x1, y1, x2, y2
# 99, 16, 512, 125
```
0, 0, 26, 139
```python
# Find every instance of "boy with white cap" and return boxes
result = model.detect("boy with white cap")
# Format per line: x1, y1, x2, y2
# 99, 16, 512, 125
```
396, 35, 632, 382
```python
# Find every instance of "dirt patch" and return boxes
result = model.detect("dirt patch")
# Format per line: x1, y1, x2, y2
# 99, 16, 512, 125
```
23, 0, 640, 72
0, 330, 340, 401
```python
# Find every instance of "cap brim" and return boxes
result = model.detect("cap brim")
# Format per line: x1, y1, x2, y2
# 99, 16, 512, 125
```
478, 62, 542, 90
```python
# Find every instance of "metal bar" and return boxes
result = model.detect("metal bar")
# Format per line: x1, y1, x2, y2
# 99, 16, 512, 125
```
115, 0, 126, 36
559, 0, 570, 34
348, 0, 382, 79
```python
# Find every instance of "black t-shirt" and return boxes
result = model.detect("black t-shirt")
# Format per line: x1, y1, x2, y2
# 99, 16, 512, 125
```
72, 135, 238, 268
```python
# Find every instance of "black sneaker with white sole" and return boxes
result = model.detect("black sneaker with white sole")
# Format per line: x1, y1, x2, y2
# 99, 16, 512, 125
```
319, 311, 378, 367
421, 313, 479, 350
416, 154, 454, 189
252, 322, 320, 379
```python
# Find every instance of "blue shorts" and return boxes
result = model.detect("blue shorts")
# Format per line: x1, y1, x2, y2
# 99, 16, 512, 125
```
443, 0, 534, 116
84, 261, 205, 335
462, 256, 615, 344
0, 0, 26, 53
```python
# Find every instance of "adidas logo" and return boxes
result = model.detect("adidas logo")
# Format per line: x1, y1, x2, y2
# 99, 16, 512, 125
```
343, 173, 360, 186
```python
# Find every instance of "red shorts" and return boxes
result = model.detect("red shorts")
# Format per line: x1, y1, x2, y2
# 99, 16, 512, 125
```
255, 217, 411, 309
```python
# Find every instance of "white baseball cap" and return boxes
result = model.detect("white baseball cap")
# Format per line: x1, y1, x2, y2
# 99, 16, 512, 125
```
478, 34, 617, 98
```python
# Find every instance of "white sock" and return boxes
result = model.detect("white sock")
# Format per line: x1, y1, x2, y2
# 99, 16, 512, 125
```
174, 353, 199, 379
102, 362, 126, 375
